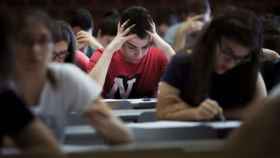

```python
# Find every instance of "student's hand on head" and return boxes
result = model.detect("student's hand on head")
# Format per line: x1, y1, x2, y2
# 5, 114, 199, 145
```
195, 99, 223, 121
146, 20, 162, 46
146, 21, 175, 57
105, 20, 136, 54
76, 31, 103, 50
180, 15, 205, 35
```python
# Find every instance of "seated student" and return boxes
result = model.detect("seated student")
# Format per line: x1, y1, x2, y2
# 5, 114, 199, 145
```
52, 20, 89, 71
0, 11, 60, 154
95, 14, 118, 50
13, 9, 133, 144
164, 0, 211, 52
69, 8, 103, 57
88, 6, 175, 99
156, 8, 267, 121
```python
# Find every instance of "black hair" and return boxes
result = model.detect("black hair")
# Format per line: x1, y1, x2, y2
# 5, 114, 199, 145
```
179, 0, 211, 18
52, 20, 77, 63
98, 16, 118, 36
69, 8, 93, 31
120, 6, 153, 39
188, 8, 263, 105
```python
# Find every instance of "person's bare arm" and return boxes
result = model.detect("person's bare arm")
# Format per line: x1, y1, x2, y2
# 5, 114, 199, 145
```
88, 21, 136, 87
76, 30, 104, 50
223, 73, 267, 120
147, 21, 175, 60
173, 15, 204, 52
156, 82, 222, 121
84, 97, 133, 145
12, 119, 61, 154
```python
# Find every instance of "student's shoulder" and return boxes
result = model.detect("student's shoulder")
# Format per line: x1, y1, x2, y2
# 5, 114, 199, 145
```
48, 63, 85, 79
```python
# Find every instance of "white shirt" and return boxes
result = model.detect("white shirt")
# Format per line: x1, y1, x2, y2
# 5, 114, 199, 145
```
31, 63, 101, 142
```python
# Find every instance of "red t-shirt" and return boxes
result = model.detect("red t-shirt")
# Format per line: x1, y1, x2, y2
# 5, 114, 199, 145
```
88, 48, 168, 99
75, 50, 89, 72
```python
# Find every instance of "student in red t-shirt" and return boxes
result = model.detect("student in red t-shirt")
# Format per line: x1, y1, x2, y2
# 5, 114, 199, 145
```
88, 6, 175, 99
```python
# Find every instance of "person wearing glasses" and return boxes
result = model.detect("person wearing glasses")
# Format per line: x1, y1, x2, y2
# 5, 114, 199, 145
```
88, 6, 175, 99
52, 20, 89, 72
13, 9, 133, 144
156, 8, 267, 121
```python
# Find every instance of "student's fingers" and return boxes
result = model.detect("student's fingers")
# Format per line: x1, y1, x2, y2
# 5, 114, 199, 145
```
121, 19, 130, 28
124, 34, 137, 41
76, 34, 89, 40
77, 31, 89, 37
197, 105, 216, 120
201, 103, 219, 116
149, 20, 156, 32
122, 24, 136, 36
117, 22, 122, 32
146, 30, 153, 36
189, 14, 205, 22
205, 99, 223, 114
77, 37, 90, 43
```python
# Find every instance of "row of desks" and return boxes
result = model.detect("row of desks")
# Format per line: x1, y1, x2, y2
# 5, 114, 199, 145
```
65, 121, 240, 145
64, 99, 240, 153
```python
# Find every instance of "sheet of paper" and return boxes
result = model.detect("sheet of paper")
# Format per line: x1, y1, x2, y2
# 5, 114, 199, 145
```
127, 121, 202, 129
205, 121, 241, 129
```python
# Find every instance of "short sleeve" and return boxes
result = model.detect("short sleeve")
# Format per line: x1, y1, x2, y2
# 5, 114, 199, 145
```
161, 53, 189, 89
0, 89, 34, 136
58, 64, 102, 114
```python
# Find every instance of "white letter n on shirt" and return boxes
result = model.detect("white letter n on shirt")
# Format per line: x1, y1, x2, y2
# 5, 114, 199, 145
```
107, 77, 137, 98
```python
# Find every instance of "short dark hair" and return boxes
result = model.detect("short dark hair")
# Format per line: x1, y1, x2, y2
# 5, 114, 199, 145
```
99, 16, 118, 36
69, 8, 93, 31
120, 6, 153, 39
180, 0, 211, 17
53, 20, 77, 63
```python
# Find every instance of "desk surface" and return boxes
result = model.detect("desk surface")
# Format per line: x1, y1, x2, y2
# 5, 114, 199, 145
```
65, 121, 240, 145
104, 98, 156, 109
63, 139, 224, 153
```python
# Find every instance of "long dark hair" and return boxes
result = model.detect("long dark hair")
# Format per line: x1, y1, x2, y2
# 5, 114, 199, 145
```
52, 20, 77, 63
189, 8, 263, 105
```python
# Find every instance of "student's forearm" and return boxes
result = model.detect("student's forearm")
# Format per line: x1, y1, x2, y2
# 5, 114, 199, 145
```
157, 97, 199, 121
173, 27, 187, 52
15, 120, 61, 154
89, 37, 104, 50
85, 99, 134, 145
157, 103, 198, 121
152, 34, 175, 60
89, 50, 114, 87
159, 44, 176, 60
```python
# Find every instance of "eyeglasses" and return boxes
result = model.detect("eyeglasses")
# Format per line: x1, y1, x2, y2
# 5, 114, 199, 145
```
53, 50, 69, 62
219, 40, 251, 65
